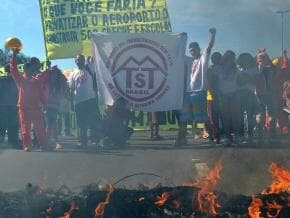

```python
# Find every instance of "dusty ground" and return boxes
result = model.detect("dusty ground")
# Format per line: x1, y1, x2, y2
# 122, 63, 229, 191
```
0, 131, 289, 196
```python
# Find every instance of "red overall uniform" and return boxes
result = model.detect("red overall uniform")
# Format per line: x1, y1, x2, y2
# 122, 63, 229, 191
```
275, 53, 289, 133
10, 57, 51, 150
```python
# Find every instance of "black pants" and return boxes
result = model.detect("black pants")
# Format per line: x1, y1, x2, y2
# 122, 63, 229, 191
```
75, 98, 100, 145
0, 106, 19, 147
103, 120, 133, 146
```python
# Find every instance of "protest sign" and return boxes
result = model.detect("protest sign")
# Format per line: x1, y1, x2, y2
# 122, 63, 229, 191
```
92, 32, 187, 111
39, 0, 172, 60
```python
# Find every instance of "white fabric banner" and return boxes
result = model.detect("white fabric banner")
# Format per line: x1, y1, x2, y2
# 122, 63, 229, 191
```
91, 32, 187, 112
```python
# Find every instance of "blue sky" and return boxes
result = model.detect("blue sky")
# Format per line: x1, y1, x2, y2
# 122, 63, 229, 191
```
1, 0, 290, 69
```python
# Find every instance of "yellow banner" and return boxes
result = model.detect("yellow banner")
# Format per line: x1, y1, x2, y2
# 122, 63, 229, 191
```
39, 0, 172, 60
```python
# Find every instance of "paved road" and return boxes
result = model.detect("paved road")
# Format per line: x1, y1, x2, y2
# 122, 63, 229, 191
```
0, 131, 289, 196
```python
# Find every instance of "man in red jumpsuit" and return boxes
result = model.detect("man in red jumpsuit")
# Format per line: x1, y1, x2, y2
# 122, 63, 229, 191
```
10, 51, 53, 151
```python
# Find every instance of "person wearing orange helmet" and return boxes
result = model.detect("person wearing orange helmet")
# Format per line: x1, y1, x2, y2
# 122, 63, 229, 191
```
10, 51, 53, 151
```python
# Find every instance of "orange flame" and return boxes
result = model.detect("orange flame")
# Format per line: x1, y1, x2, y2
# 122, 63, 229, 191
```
95, 184, 114, 218
262, 162, 290, 194
266, 201, 283, 218
62, 213, 70, 218
60, 201, 79, 218
194, 159, 222, 215
248, 197, 263, 218
155, 192, 170, 207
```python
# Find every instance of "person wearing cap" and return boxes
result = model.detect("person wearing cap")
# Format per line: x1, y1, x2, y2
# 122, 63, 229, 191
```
175, 28, 216, 146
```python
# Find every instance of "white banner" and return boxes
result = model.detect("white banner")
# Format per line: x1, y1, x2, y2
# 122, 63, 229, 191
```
91, 32, 187, 111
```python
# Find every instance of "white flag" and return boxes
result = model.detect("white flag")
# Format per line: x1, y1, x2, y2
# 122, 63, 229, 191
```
91, 32, 187, 112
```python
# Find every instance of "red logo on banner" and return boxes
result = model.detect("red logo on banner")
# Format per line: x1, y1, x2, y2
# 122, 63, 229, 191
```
109, 40, 169, 104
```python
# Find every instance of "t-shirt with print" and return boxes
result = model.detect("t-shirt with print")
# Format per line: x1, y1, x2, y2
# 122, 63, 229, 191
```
189, 50, 211, 92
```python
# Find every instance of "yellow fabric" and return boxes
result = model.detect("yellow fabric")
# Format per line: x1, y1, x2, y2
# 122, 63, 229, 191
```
0, 67, 5, 76
207, 90, 214, 101
39, 0, 171, 60
272, 57, 279, 66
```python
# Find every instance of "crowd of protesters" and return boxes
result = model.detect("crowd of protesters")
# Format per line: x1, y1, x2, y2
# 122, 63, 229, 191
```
0, 28, 290, 151
174, 28, 289, 147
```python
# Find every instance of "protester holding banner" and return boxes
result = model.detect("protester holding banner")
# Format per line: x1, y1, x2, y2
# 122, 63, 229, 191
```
0, 64, 19, 148
68, 54, 100, 147
10, 51, 53, 152
175, 28, 216, 146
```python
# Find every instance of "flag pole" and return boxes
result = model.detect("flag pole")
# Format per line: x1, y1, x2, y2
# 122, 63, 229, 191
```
276, 9, 290, 56
38, 0, 49, 61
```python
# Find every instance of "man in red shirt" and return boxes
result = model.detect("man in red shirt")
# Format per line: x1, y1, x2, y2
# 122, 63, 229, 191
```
10, 51, 52, 151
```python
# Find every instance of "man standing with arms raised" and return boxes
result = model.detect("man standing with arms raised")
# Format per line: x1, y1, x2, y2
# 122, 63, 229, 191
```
175, 28, 216, 146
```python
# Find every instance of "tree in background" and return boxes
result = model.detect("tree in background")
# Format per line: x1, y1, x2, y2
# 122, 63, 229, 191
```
0, 45, 30, 67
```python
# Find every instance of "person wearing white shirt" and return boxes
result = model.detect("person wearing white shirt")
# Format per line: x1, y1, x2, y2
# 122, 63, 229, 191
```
175, 28, 216, 146
68, 54, 100, 147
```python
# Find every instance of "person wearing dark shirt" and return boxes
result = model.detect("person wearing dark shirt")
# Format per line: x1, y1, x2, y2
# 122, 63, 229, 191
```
102, 98, 135, 146
0, 65, 19, 148
255, 49, 285, 143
